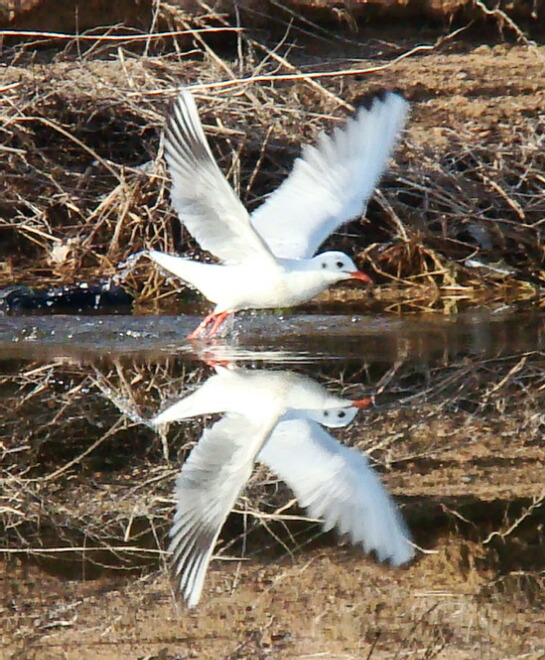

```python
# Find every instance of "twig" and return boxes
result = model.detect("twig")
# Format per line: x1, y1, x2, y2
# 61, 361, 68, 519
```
472, 0, 544, 57
0, 27, 241, 41
483, 492, 545, 545
130, 26, 471, 97
10, 116, 123, 182
0, 545, 167, 554
40, 417, 127, 482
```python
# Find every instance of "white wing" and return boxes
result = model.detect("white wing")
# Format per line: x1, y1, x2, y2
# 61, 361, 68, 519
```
250, 92, 408, 259
257, 417, 414, 566
164, 91, 275, 265
169, 413, 277, 607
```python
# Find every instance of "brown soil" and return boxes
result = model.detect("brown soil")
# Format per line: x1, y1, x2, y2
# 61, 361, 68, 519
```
2, 346, 545, 659
1, 5, 545, 659
1, 5, 544, 308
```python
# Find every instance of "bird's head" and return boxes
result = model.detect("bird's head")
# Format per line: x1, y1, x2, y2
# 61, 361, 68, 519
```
313, 251, 372, 285
302, 396, 372, 428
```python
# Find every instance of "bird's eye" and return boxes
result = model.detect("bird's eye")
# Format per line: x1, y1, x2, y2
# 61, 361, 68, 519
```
321, 262, 327, 269
323, 410, 329, 417
336, 261, 344, 269
338, 410, 346, 418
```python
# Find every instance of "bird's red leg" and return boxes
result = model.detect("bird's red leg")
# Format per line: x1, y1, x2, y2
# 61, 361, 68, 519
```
187, 312, 217, 340
205, 311, 231, 337
187, 311, 231, 340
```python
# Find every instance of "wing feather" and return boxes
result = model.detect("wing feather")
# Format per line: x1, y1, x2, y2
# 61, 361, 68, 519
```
168, 413, 277, 607
164, 91, 275, 265
250, 91, 408, 259
258, 417, 414, 566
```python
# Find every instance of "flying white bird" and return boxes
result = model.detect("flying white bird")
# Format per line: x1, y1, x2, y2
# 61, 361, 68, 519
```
149, 90, 408, 339
153, 365, 413, 607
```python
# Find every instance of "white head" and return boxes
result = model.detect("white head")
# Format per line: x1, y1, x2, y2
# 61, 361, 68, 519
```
284, 396, 372, 428
304, 405, 358, 428
312, 251, 372, 285
308, 395, 372, 427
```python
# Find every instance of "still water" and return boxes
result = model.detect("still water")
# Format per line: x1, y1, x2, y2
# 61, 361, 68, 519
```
0, 308, 543, 361
1, 309, 544, 609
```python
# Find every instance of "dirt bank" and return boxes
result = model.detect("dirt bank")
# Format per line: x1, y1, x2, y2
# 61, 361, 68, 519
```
1, 4, 544, 311
3, 0, 545, 31
2, 334, 545, 658
1, 5, 545, 658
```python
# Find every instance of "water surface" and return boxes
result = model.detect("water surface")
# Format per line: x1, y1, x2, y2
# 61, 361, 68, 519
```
1, 309, 544, 617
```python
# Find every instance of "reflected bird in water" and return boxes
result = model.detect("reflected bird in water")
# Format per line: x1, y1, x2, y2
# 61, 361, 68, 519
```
153, 365, 413, 607
148, 89, 408, 339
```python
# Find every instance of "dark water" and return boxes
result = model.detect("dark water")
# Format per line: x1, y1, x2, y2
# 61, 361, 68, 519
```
1, 309, 544, 600
0, 308, 542, 362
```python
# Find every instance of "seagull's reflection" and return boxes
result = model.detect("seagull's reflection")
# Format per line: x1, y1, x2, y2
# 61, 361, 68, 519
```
153, 359, 413, 607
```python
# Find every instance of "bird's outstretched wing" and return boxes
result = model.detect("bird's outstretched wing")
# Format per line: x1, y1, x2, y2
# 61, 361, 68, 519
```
169, 413, 277, 607
164, 91, 275, 265
250, 91, 408, 259
258, 417, 414, 566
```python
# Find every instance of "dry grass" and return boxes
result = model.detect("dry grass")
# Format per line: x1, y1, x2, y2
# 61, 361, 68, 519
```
0, 3, 544, 311
1, 343, 545, 657
1, 7, 545, 656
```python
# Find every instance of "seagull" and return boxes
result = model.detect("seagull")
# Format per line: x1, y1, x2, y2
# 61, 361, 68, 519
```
153, 365, 413, 607
149, 89, 408, 339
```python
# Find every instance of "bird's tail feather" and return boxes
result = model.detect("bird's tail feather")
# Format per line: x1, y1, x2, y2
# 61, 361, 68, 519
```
148, 250, 217, 297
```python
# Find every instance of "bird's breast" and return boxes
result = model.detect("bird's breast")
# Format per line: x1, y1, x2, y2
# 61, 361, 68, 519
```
214, 261, 327, 311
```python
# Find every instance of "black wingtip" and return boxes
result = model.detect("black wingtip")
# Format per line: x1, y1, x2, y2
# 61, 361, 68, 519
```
353, 89, 406, 112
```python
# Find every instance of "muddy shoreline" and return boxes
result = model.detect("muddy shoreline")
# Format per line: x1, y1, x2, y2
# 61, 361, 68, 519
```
2, 5, 545, 659
2, 312, 545, 658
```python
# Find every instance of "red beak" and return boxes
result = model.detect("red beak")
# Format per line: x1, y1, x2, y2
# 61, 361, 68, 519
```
349, 270, 372, 284
351, 397, 373, 409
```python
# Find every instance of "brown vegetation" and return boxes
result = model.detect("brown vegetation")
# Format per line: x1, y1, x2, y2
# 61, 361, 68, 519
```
0, 2, 544, 313
2, 323, 545, 657
1, 3, 545, 658
3, 0, 545, 31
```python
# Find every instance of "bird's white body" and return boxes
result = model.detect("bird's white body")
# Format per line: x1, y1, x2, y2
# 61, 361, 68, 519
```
147, 89, 408, 336
153, 365, 414, 607
153, 365, 355, 424
149, 250, 360, 312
